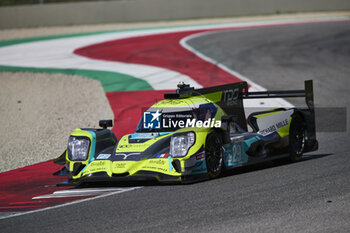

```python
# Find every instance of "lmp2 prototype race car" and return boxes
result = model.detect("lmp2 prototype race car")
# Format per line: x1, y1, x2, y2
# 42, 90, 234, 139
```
54, 80, 318, 185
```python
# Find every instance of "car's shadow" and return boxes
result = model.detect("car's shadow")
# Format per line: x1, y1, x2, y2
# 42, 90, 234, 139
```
75, 153, 333, 189
301, 153, 332, 161
221, 153, 333, 179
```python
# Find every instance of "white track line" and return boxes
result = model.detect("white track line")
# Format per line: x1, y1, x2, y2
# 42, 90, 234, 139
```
32, 188, 131, 199
0, 187, 141, 220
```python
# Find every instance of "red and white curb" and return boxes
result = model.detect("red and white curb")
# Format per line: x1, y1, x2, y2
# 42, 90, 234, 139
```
32, 187, 138, 199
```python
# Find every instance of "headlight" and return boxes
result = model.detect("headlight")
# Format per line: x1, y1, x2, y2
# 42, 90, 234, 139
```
170, 132, 195, 157
68, 136, 90, 161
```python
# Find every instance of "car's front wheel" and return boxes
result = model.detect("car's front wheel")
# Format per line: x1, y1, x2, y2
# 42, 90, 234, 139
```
205, 132, 224, 178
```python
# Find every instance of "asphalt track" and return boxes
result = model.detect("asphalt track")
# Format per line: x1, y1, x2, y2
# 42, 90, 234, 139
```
1, 21, 350, 233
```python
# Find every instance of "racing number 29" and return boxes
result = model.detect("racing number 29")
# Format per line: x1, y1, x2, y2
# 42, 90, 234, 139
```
232, 143, 242, 163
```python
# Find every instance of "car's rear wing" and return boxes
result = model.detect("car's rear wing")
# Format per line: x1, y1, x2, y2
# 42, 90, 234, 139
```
243, 80, 315, 114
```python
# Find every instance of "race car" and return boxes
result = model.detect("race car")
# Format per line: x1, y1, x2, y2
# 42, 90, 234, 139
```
54, 80, 318, 185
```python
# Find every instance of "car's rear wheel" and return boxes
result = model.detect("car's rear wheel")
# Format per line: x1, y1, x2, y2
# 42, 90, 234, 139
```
205, 132, 224, 178
289, 114, 306, 162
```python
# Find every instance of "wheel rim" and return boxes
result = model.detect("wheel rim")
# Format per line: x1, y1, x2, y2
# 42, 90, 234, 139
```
206, 135, 223, 174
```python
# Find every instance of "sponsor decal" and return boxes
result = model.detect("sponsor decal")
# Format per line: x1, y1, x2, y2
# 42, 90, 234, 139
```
142, 165, 168, 173
130, 133, 158, 139
149, 159, 166, 165
222, 88, 239, 106
156, 153, 169, 158
195, 152, 205, 161
115, 153, 141, 160
113, 162, 127, 169
223, 140, 248, 167
118, 144, 145, 149
259, 118, 289, 135
257, 110, 293, 136
96, 154, 111, 160
90, 161, 106, 167
276, 119, 289, 128
84, 161, 108, 173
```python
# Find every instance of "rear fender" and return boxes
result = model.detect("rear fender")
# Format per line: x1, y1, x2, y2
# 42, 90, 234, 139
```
292, 109, 318, 152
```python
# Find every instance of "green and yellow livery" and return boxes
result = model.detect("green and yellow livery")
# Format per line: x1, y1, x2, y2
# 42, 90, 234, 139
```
55, 81, 318, 184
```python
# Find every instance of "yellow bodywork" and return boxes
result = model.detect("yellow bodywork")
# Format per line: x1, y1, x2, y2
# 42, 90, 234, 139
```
67, 94, 223, 180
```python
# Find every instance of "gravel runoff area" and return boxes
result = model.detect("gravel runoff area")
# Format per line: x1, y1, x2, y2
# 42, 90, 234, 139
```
0, 73, 113, 172
0, 11, 348, 172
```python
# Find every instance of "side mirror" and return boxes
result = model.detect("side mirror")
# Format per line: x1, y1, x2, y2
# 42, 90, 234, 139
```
99, 119, 113, 129
221, 115, 238, 123
221, 115, 239, 144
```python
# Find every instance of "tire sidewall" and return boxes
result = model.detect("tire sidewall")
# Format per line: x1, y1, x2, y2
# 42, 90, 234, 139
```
205, 132, 224, 178
289, 114, 306, 162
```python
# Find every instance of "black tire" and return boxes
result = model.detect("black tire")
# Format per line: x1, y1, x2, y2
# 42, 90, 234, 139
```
205, 132, 224, 178
289, 114, 306, 162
